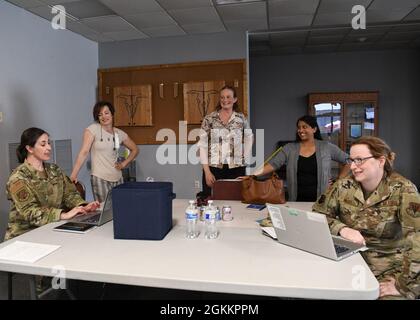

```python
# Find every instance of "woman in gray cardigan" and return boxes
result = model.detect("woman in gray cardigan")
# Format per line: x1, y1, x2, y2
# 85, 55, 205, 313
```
256, 115, 350, 201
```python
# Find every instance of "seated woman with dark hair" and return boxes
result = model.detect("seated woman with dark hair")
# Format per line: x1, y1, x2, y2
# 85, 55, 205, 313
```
5, 127, 100, 240
254, 115, 350, 202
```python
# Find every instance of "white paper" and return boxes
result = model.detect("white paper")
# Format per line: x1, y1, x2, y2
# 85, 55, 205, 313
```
0, 241, 60, 263
364, 122, 374, 130
306, 211, 326, 223
261, 227, 277, 239
267, 205, 286, 230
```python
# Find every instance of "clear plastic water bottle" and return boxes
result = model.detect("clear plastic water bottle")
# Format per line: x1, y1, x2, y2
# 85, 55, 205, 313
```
204, 200, 219, 239
185, 200, 199, 239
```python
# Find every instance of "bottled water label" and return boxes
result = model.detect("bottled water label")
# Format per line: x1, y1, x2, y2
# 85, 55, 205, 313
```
205, 213, 215, 220
186, 212, 198, 220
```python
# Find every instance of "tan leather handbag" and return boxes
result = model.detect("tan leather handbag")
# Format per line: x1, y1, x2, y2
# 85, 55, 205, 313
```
241, 173, 286, 204
241, 146, 286, 204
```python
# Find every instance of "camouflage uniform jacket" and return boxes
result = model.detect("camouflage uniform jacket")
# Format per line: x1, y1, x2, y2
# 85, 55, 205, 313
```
312, 172, 420, 299
5, 161, 86, 240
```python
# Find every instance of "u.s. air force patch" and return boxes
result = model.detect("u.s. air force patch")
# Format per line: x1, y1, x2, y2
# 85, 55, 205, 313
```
10, 180, 31, 203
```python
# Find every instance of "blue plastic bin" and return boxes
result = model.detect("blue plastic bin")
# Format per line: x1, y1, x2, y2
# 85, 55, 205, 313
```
112, 182, 176, 240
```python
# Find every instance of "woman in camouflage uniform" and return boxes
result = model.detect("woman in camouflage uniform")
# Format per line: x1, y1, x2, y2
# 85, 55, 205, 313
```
5, 127, 100, 240
313, 136, 419, 299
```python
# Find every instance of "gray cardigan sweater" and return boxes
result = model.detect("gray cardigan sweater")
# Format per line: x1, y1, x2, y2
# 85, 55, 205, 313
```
268, 140, 348, 201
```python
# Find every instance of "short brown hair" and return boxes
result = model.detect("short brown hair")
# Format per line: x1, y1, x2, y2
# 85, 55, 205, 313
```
351, 136, 395, 174
93, 101, 115, 122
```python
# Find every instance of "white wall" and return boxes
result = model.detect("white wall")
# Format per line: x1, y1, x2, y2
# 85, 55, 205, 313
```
0, 1, 98, 239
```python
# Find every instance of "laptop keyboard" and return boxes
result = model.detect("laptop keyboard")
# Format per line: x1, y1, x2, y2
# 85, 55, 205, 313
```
80, 214, 100, 224
334, 244, 350, 255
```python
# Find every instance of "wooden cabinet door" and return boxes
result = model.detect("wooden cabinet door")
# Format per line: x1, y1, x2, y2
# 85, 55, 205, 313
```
183, 80, 225, 124
113, 85, 152, 126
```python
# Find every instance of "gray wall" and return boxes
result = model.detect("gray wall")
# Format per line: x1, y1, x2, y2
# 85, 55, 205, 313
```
0, 1, 98, 238
99, 31, 247, 198
99, 31, 246, 68
250, 49, 420, 186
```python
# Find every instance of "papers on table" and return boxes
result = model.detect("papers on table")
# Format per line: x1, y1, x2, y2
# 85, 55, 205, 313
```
261, 227, 277, 240
0, 241, 60, 263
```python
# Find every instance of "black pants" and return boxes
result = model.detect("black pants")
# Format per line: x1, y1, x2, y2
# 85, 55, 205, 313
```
201, 165, 246, 197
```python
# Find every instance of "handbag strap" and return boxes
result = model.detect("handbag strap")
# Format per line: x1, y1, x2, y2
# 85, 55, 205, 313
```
253, 146, 284, 175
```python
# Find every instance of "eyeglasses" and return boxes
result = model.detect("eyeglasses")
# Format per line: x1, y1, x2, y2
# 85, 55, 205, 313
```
346, 156, 375, 166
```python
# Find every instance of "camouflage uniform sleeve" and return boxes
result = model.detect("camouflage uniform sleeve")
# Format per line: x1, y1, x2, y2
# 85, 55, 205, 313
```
8, 179, 62, 226
312, 181, 348, 235
395, 183, 420, 299
62, 174, 87, 209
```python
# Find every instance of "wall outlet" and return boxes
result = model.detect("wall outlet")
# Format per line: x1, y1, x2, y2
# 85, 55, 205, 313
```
194, 180, 200, 189
0, 112, 3, 123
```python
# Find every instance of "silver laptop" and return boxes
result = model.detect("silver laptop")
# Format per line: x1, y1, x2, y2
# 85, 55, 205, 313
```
71, 190, 113, 226
266, 204, 367, 261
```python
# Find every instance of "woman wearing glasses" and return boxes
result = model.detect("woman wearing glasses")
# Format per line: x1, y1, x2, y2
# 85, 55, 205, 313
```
313, 136, 419, 299
70, 101, 139, 202
254, 115, 349, 201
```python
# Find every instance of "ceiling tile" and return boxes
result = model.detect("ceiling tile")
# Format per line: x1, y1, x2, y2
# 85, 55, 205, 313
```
27, 5, 77, 20
168, 7, 221, 25
404, 7, 420, 20
318, 0, 372, 13
182, 22, 226, 34
6, 0, 46, 8
124, 12, 176, 29
369, 0, 420, 10
41, 0, 84, 4
157, 0, 213, 10
224, 19, 267, 32
313, 11, 353, 26
66, 19, 98, 34
269, 0, 318, 18
103, 29, 148, 41
367, 9, 415, 23
82, 15, 136, 33
83, 32, 114, 42
142, 25, 186, 37
270, 15, 313, 29
98, 0, 162, 15
62, 0, 115, 19
217, 2, 266, 20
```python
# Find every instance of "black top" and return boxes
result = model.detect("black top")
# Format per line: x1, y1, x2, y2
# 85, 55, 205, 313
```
297, 153, 318, 202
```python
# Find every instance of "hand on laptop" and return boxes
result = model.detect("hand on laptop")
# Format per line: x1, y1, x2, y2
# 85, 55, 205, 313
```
339, 227, 366, 245
83, 201, 100, 212
60, 206, 88, 220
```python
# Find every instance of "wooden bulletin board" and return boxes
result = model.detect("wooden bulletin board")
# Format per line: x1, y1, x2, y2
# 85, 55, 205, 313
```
98, 59, 247, 145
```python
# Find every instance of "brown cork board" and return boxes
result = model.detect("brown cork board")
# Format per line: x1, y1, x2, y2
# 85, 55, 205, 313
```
98, 59, 247, 145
